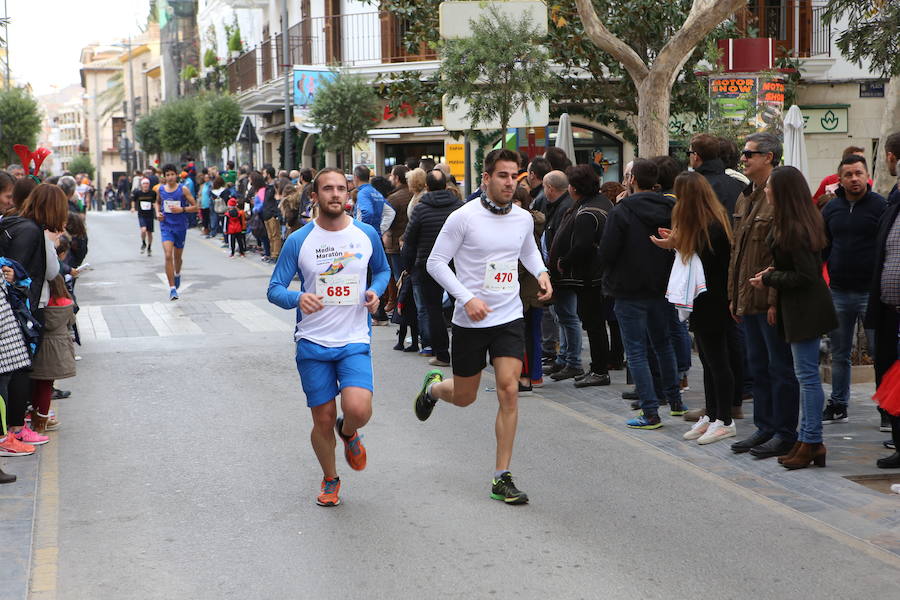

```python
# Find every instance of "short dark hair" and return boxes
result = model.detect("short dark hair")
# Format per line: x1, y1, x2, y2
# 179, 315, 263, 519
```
886, 131, 900, 159
631, 158, 659, 191
370, 175, 392, 198
651, 155, 682, 192
0, 170, 14, 194
311, 167, 346, 194
690, 134, 720, 162
425, 169, 446, 192
419, 158, 436, 172
391, 165, 409, 185
264, 166, 276, 180
838, 154, 868, 174
300, 167, 314, 183
404, 156, 419, 170
250, 171, 266, 189
528, 156, 551, 181
513, 185, 531, 210
717, 137, 741, 171
162, 163, 178, 175
544, 146, 572, 171
566, 164, 600, 198
483, 148, 520, 175
353, 165, 370, 182
227, 160, 235, 169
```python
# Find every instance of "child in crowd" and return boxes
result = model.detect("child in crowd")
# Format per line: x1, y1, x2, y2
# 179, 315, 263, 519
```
225, 199, 247, 258
28, 276, 76, 434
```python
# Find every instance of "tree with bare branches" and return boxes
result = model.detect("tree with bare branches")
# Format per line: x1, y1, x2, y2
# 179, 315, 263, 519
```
574, 0, 745, 156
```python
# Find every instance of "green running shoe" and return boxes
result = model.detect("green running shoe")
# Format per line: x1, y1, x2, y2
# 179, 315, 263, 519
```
491, 472, 529, 505
415, 369, 443, 422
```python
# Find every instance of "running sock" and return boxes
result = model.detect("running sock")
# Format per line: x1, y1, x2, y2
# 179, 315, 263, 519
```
170, 286, 176, 292
174, 272, 181, 277
494, 470, 509, 479
425, 381, 436, 401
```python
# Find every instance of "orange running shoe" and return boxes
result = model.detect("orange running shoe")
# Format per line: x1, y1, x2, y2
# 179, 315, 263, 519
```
0, 433, 35, 456
316, 477, 341, 507
335, 417, 366, 471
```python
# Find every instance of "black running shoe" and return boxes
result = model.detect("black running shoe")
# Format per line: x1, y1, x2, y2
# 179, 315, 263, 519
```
822, 404, 848, 424
415, 370, 443, 421
491, 472, 529, 505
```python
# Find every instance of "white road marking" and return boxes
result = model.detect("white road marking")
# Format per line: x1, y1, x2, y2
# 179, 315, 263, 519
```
215, 300, 287, 332
77, 305, 111, 341
139, 302, 203, 336
154, 272, 194, 291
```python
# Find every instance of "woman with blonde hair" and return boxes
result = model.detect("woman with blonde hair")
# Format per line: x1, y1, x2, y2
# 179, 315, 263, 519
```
406, 168, 427, 219
652, 171, 738, 445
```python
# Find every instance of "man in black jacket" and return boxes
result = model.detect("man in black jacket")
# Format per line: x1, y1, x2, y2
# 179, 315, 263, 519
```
261, 166, 281, 263
527, 157, 551, 213
539, 170, 571, 370
822, 155, 886, 425
689, 134, 745, 218
553, 164, 613, 388
597, 159, 684, 429
865, 134, 900, 468
402, 169, 463, 366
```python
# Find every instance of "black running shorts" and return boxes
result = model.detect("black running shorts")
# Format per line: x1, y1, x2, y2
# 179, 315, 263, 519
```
450, 318, 525, 377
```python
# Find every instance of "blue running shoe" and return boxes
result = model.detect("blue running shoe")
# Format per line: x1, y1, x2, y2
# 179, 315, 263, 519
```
169, 288, 179, 301
174, 275, 181, 289
626, 414, 662, 429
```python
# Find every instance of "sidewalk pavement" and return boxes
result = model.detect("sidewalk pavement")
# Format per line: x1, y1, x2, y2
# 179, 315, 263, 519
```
529, 357, 900, 558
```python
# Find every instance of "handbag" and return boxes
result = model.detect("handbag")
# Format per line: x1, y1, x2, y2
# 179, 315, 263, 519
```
0, 285, 32, 372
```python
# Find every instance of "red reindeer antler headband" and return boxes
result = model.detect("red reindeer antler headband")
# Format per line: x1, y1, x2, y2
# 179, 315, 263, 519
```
13, 144, 52, 182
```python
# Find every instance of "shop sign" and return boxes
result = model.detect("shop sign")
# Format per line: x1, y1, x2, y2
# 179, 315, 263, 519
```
293, 69, 336, 109
352, 141, 376, 171
708, 74, 785, 133
445, 143, 465, 180
860, 82, 885, 98
799, 107, 849, 134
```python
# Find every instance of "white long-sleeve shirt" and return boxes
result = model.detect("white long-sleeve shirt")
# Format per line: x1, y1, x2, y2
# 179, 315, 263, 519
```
426, 200, 546, 328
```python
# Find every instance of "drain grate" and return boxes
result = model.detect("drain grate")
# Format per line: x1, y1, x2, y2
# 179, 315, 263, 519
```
844, 474, 900, 495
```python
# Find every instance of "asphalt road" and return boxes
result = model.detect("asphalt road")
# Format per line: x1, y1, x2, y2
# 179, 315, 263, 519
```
38, 211, 900, 599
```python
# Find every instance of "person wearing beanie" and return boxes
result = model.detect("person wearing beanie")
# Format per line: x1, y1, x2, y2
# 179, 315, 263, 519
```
224, 198, 247, 257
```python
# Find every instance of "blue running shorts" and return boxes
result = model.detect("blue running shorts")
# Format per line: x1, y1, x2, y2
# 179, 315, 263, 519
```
160, 226, 187, 249
295, 339, 373, 407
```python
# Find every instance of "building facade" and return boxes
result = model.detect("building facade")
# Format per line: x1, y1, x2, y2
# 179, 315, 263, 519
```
80, 44, 127, 190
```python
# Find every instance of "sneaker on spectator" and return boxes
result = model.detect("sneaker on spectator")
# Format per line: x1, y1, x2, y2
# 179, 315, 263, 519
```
0, 434, 35, 456
419, 347, 434, 357
530, 378, 544, 388
698, 420, 737, 445
822, 404, 848, 424
15, 425, 48, 446
626, 414, 662, 430
881, 411, 892, 432
683, 415, 711, 440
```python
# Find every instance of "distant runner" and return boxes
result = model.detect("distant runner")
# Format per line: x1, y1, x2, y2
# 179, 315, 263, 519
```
131, 177, 156, 257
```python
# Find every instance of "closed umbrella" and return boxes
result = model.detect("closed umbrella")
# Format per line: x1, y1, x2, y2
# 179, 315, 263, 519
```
783, 105, 809, 188
555, 113, 575, 164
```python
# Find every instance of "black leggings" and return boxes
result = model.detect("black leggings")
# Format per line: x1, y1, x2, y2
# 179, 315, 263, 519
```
695, 327, 736, 425
577, 286, 610, 374
6, 369, 31, 429
230, 232, 246, 255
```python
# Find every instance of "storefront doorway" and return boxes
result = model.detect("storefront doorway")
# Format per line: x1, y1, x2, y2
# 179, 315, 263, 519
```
382, 141, 445, 173
545, 123, 624, 184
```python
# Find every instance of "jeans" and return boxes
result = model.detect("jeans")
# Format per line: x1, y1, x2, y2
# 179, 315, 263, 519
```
615, 297, 681, 416
410, 269, 432, 350
554, 288, 582, 368
791, 338, 826, 444
419, 270, 450, 362
828, 289, 872, 408
743, 313, 799, 442
210, 212, 221, 236
668, 306, 692, 375
387, 254, 404, 281
736, 320, 753, 398
541, 306, 559, 358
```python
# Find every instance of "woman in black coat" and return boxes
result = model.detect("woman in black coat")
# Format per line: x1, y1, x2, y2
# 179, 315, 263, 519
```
750, 166, 837, 470
652, 172, 737, 445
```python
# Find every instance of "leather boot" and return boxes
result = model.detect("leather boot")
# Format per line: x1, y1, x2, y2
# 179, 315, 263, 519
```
782, 442, 826, 470
0, 466, 15, 484
877, 417, 900, 468
777, 441, 802, 464
31, 412, 49, 434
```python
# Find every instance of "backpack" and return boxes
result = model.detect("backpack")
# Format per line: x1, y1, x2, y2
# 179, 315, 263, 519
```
227, 207, 239, 220
213, 191, 228, 214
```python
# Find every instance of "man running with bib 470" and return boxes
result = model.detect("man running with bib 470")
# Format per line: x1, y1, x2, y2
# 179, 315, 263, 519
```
415, 149, 552, 504
156, 164, 198, 300
267, 167, 390, 507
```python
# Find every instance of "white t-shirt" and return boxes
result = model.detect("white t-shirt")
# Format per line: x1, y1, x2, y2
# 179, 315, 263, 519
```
294, 220, 376, 347
427, 199, 546, 329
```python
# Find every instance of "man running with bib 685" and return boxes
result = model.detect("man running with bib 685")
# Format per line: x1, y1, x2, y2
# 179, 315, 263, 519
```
415, 149, 552, 504
267, 167, 390, 507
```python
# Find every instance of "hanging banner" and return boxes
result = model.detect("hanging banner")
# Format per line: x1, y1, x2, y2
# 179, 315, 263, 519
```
709, 73, 785, 134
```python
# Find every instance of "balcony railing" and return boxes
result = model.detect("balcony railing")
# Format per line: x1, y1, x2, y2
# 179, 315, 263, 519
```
226, 12, 436, 94
810, 5, 831, 58
737, 1, 831, 59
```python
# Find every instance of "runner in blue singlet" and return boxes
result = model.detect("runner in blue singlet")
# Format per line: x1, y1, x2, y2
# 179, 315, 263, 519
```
156, 164, 198, 300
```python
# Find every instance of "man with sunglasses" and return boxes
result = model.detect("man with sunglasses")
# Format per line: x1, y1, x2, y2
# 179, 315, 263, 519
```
728, 133, 800, 460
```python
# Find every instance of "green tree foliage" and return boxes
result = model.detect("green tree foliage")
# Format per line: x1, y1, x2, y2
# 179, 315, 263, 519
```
440, 7, 552, 133
157, 97, 201, 155
0, 88, 42, 166
823, 0, 900, 77
196, 94, 242, 155
309, 70, 381, 166
68, 154, 95, 179
135, 108, 164, 156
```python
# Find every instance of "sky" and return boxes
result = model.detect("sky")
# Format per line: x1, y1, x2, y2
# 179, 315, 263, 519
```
7, 0, 150, 96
